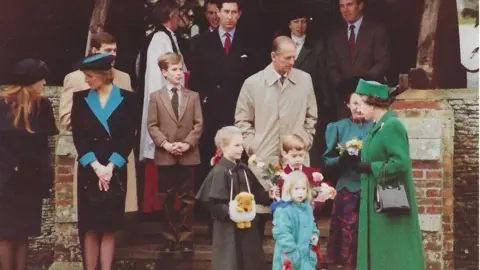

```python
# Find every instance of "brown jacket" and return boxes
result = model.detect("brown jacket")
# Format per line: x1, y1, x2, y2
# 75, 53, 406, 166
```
59, 69, 132, 130
147, 87, 203, 165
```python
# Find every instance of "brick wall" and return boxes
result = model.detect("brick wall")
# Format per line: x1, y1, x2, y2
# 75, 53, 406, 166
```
394, 89, 479, 270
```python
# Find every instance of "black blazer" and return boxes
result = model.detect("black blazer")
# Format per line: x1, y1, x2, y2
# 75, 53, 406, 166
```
71, 86, 136, 176
190, 29, 264, 130
327, 17, 390, 88
0, 97, 58, 198
294, 36, 331, 108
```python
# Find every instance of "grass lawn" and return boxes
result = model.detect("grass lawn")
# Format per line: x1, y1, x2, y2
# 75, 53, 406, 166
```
458, 13, 477, 25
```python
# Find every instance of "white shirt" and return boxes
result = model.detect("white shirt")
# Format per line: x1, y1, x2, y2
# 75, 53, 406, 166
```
218, 27, 236, 47
140, 26, 188, 161
291, 34, 306, 59
347, 16, 363, 42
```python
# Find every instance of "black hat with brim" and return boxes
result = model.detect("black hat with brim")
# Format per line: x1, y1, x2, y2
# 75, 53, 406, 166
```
11, 59, 49, 86
287, 4, 309, 22
77, 53, 116, 71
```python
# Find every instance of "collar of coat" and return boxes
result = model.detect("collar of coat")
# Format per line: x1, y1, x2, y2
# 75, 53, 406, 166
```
265, 64, 298, 87
370, 110, 395, 135
84, 84, 123, 136
218, 156, 238, 170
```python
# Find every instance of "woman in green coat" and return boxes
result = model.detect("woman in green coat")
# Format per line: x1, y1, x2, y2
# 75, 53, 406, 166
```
346, 79, 426, 270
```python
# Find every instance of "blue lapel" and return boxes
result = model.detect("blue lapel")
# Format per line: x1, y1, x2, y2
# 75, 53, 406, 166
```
84, 85, 123, 136
103, 85, 123, 120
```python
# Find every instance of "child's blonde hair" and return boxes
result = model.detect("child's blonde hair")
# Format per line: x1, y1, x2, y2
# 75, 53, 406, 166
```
282, 134, 307, 153
281, 171, 312, 202
214, 126, 243, 150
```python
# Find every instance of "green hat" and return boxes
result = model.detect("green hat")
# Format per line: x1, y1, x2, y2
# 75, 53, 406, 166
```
355, 79, 389, 99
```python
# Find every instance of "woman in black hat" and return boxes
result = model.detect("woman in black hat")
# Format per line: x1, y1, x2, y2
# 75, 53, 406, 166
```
0, 59, 58, 270
70, 53, 137, 270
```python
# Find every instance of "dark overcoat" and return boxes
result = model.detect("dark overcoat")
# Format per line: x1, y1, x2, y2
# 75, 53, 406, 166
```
0, 97, 58, 239
71, 85, 136, 233
196, 157, 269, 270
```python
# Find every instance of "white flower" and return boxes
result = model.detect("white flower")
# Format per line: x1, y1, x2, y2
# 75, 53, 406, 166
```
312, 172, 324, 182
257, 161, 265, 169
248, 154, 257, 166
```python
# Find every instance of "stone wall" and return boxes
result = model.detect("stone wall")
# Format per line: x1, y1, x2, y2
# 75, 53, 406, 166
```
394, 89, 479, 270
448, 97, 479, 270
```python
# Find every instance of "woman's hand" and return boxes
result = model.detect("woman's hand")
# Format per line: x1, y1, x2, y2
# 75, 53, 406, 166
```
339, 153, 360, 168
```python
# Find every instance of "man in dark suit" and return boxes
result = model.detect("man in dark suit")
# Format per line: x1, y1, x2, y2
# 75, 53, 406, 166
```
286, 8, 331, 168
190, 0, 262, 174
327, 0, 389, 118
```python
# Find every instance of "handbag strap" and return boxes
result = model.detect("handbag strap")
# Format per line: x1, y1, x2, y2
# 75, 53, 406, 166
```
229, 170, 251, 201
379, 163, 387, 186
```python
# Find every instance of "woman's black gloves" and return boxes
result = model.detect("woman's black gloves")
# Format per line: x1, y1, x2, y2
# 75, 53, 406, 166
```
339, 153, 372, 173
339, 153, 360, 167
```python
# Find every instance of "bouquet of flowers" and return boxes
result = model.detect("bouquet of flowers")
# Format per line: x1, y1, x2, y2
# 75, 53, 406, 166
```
248, 155, 284, 200
336, 137, 363, 156
311, 182, 337, 202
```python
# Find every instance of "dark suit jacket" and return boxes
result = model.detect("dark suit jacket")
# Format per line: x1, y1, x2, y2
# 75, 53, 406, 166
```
294, 36, 331, 108
190, 29, 263, 133
327, 17, 390, 88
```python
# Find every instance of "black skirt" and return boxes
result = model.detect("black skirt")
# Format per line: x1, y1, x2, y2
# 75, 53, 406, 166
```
77, 165, 127, 233
0, 193, 43, 240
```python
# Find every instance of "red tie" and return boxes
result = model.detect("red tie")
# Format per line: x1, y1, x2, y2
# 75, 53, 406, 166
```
348, 25, 356, 61
224, 32, 231, 55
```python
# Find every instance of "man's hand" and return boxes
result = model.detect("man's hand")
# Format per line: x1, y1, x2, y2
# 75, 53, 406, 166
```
163, 142, 178, 154
175, 142, 191, 153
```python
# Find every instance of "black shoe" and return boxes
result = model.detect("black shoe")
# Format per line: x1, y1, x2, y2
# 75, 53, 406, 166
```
180, 243, 193, 252
163, 241, 175, 252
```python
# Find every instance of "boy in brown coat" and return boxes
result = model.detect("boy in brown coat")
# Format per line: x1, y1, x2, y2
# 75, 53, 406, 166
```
147, 52, 203, 252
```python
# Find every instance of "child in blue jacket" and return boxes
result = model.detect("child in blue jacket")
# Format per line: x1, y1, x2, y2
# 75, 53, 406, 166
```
271, 171, 319, 270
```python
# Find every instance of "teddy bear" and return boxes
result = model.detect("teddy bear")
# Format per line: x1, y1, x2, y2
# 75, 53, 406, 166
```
229, 192, 256, 229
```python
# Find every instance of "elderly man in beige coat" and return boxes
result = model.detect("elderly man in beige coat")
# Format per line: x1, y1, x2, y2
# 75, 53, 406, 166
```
59, 32, 138, 213
235, 36, 318, 238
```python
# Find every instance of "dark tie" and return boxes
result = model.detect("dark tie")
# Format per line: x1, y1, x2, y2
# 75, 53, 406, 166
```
171, 87, 179, 119
348, 25, 356, 61
224, 32, 231, 55
279, 75, 286, 85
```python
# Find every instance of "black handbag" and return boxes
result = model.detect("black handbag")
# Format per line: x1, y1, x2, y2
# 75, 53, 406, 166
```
374, 164, 410, 214
84, 172, 125, 204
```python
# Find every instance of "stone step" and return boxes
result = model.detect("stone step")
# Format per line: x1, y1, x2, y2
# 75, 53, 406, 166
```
115, 242, 328, 262
122, 218, 331, 243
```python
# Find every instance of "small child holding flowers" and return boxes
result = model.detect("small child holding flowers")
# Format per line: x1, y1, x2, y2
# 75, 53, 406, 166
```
271, 171, 320, 270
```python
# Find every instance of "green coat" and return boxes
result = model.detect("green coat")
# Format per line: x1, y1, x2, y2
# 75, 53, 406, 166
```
357, 110, 426, 270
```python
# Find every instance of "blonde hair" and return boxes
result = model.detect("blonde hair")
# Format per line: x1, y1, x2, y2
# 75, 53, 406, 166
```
158, 52, 183, 71
84, 68, 114, 85
282, 171, 312, 202
214, 126, 242, 150
0, 85, 41, 133
282, 134, 306, 152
